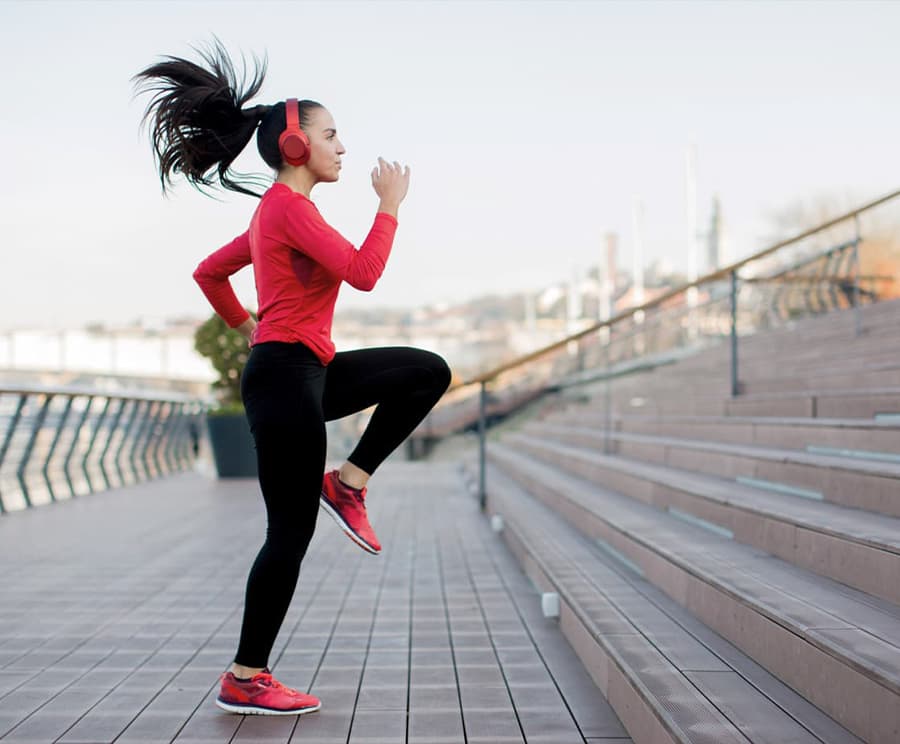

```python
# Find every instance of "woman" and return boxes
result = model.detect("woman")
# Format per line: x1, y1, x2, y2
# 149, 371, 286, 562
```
134, 41, 451, 716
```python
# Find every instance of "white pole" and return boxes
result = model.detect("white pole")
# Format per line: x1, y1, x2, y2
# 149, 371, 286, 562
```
686, 145, 699, 283
567, 266, 580, 357
631, 199, 645, 356
598, 233, 615, 348
598, 237, 610, 323
569, 266, 582, 327
685, 145, 699, 339
632, 198, 644, 308
525, 292, 536, 333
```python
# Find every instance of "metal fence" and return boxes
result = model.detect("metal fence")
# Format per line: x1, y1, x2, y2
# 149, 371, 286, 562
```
416, 187, 900, 506
0, 384, 203, 513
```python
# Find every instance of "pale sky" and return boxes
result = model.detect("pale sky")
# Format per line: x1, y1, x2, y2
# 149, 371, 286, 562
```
2, 0, 899, 331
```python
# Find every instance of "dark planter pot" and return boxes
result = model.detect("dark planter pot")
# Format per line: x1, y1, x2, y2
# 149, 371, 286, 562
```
206, 412, 258, 478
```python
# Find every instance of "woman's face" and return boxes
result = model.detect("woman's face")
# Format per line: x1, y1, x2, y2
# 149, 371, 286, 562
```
303, 107, 346, 183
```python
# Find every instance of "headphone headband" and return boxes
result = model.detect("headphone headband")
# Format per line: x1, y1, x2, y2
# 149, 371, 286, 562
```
285, 98, 300, 131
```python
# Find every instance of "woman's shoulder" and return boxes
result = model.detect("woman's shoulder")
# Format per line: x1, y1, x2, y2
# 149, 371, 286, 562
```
264, 182, 315, 206
260, 183, 320, 220
256, 183, 322, 238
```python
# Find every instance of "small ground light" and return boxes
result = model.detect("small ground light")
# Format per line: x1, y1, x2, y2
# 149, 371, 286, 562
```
541, 592, 560, 619
490, 514, 504, 532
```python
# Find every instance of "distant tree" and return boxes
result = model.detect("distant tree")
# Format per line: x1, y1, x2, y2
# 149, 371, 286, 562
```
762, 193, 899, 300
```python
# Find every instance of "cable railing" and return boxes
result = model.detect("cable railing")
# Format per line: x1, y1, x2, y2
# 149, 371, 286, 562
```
420, 187, 900, 507
0, 384, 203, 513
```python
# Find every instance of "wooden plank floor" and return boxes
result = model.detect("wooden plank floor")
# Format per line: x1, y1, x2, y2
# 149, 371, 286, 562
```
0, 461, 629, 744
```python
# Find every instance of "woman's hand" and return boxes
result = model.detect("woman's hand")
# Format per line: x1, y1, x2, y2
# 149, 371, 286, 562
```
236, 316, 257, 345
371, 157, 410, 218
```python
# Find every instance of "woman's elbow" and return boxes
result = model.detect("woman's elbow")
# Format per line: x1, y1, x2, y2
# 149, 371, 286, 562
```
348, 274, 380, 292
192, 264, 209, 285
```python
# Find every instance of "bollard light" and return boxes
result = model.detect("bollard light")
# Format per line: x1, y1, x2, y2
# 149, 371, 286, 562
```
541, 592, 560, 619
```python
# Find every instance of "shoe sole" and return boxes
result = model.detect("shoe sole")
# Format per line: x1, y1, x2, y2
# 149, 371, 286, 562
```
319, 495, 381, 555
215, 698, 321, 715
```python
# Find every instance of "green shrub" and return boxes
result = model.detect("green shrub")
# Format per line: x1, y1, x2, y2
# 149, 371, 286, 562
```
193, 312, 254, 413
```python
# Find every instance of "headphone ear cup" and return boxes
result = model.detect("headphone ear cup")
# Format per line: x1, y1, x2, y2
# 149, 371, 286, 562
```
278, 129, 310, 166
279, 99, 311, 166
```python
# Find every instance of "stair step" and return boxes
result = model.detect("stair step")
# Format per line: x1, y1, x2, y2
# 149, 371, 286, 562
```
727, 389, 900, 419
506, 429, 900, 604
488, 442, 900, 743
484, 462, 863, 744
551, 412, 900, 456
535, 424, 900, 519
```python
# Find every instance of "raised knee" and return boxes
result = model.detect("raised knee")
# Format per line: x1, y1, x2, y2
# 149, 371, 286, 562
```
428, 353, 452, 393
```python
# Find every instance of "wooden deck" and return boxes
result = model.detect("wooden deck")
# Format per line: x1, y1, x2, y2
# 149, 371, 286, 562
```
0, 461, 628, 744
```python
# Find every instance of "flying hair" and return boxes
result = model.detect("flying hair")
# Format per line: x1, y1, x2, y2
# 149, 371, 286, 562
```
133, 37, 272, 197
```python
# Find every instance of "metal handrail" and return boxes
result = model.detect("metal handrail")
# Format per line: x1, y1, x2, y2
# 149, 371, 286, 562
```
462, 186, 900, 388
450, 186, 900, 507
0, 383, 195, 402
0, 385, 203, 513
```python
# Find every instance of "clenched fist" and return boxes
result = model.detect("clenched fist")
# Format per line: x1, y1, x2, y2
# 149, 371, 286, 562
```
371, 157, 410, 218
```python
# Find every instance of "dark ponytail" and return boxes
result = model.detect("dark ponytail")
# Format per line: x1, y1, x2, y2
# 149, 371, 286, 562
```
133, 38, 271, 197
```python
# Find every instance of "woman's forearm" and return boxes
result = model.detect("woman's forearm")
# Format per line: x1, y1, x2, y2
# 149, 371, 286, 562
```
235, 316, 257, 340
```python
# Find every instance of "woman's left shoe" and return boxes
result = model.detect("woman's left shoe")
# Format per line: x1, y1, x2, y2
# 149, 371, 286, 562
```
216, 669, 321, 715
320, 470, 382, 554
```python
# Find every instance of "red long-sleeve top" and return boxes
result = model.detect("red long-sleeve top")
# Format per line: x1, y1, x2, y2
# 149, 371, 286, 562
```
193, 182, 398, 365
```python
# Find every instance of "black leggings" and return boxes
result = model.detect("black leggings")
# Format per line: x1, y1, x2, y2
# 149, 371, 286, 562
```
233, 342, 452, 668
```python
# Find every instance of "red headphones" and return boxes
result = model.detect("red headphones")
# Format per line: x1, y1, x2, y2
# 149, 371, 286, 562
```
278, 98, 310, 166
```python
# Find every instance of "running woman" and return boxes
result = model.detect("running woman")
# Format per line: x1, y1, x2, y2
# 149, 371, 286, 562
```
134, 41, 451, 716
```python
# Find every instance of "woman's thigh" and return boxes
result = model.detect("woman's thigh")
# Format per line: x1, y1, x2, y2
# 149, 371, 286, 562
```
321, 346, 450, 422
242, 342, 327, 523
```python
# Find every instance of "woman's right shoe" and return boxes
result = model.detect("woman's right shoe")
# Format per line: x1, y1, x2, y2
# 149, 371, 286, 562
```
320, 469, 382, 554
216, 669, 321, 715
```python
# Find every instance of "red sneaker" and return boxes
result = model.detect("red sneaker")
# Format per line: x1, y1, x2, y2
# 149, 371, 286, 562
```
216, 669, 321, 716
320, 470, 382, 554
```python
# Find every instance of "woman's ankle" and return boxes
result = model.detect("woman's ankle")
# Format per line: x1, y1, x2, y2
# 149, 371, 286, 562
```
230, 663, 265, 679
339, 462, 370, 490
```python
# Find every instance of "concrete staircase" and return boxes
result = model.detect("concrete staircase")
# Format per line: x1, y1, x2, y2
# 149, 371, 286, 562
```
481, 298, 900, 743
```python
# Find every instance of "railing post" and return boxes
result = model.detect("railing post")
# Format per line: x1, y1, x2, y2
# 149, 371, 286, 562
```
173, 405, 196, 470
175, 406, 199, 469
82, 396, 113, 494
603, 341, 613, 455
17, 393, 53, 508
43, 395, 74, 502
478, 381, 487, 511
98, 397, 128, 490
824, 246, 842, 312
164, 403, 186, 472
152, 402, 176, 476
853, 215, 862, 337
63, 395, 94, 498
114, 399, 141, 486
0, 394, 28, 513
730, 270, 740, 397
145, 401, 168, 478
132, 400, 163, 482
